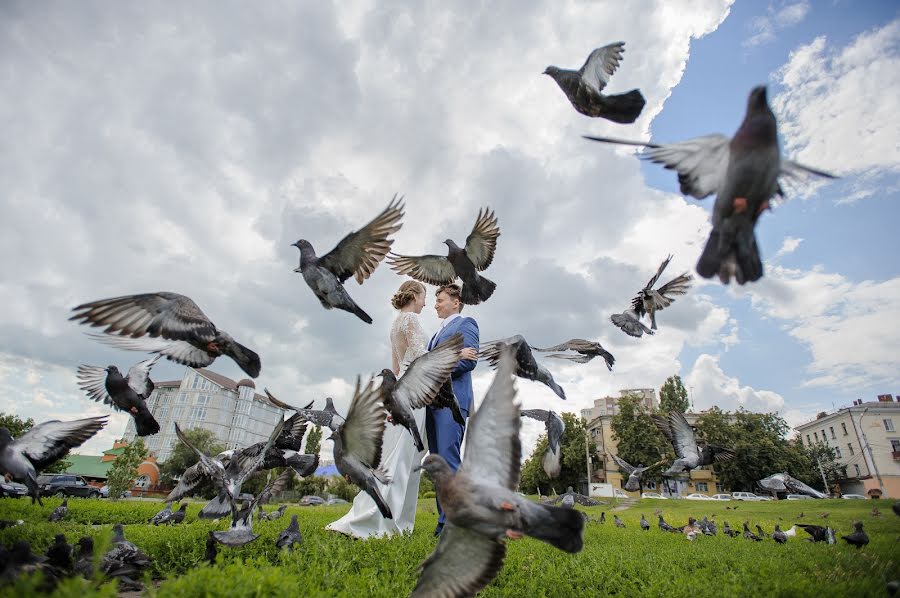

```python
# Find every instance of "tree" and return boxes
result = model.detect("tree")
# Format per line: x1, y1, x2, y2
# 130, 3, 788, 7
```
659, 375, 689, 415
790, 440, 845, 494
0, 412, 71, 473
160, 427, 225, 497
610, 394, 668, 490
520, 412, 599, 495
106, 439, 148, 500
304, 425, 323, 457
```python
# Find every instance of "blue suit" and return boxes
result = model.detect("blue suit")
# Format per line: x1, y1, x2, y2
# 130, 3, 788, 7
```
425, 314, 478, 525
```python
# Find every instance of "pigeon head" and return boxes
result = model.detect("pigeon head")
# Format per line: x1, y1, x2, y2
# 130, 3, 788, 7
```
377, 368, 396, 382
852, 521, 863, 531
747, 85, 769, 112
0, 427, 13, 445
178, 504, 187, 512
291, 239, 316, 266
543, 66, 560, 78
443, 239, 461, 250
415, 454, 453, 481
106, 365, 120, 375
112, 523, 126, 542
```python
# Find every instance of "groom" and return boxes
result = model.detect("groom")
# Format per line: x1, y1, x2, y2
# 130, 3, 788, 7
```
425, 283, 479, 536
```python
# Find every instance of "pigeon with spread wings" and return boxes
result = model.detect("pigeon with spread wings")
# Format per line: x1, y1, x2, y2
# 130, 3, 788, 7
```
610, 454, 665, 492
71, 292, 261, 378
530, 339, 615, 371
265, 391, 346, 432
543, 42, 645, 124
76, 356, 161, 436
481, 335, 566, 400
585, 86, 836, 284
213, 469, 294, 547
610, 308, 654, 338
387, 208, 500, 305
652, 411, 735, 476
293, 195, 404, 324
521, 409, 565, 479
630, 255, 693, 330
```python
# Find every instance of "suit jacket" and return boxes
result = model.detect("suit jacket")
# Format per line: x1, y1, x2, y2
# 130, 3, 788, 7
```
429, 315, 479, 414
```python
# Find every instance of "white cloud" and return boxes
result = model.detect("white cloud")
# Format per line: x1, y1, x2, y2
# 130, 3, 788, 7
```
774, 236, 803, 260
686, 353, 786, 413
744, 1, 810, 48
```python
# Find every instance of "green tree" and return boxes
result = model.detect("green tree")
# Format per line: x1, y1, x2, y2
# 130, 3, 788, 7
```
520, 412, 599, 495
106, 438, 148, 500
160, 427, 225, 497
0, 412, 71, 473
790, 440, 844, 494
304, 425, 323, 457
659, 375, 690, 415
610, 394, 668, 490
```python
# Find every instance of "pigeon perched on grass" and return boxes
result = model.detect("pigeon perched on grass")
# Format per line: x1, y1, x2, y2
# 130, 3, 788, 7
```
480, 335, 566, 400
0, 416, 108, 504
412, 348, 585, 598
3, 541, 58, 590
657, 515, 676, 533
213, 469, 293, 547
520, 409, 565, 479
45, 534, 73, 572
72, 292, 261, 378
742, 522, 762, 541
640, 514, 650, 531
652, 410, 735, 475
772, 524, 787, 544
101, 524, 153, 590
276, 514, 302, 551
73, 537, 94, 578
630, 255, 693, 330
268, 505, 287, 520
797, 524, 835, 544
543, 42, 645, 124
204, 532, 217, 566
755, 524, 768, 539
48, 499, 69, 522
783, 525, 797, 537
388, 208, 500, 305
293, 195, 404, 324
723, 521, 738, 537
614, 515, 625, 528
148, 502, 173, 525
841, 521, 869, 549
0, 519, 24, 529
610, 308, 654, 338
77, 356, 161, 436
584, 86, 836, 284
530, 339, 615, 371
893, 501, 900, 517
600, 512, 606, 524
378, 334, 464, 452
610, 454, 664, 492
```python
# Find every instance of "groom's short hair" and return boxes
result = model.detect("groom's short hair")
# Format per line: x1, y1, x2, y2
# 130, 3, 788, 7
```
435, 284, 463, 312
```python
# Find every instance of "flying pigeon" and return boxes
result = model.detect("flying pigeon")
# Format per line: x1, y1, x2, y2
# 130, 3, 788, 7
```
520, 409, 566, 479
45, 534, 73, 572
412, 348, 585, 598
584, 86, 836, 285
610, 308, 654, 338
543, 486, 603, 507
101, 524, 153, 591
433, 380, 467, 427
742, 522, 762, 541
387, 208, 501, 305
378, 334, 464, 452
73, 537, 94, 579
331, 377, 393, 519
166, 448, 235, 504
77, 356, 161, 436
480, 335, 566, 400
543, 42, 646, 124
630, 255, 693, 330
841, 521, 869, 549
276, 514, 302, 551
640, 514, 650, 531
652, 410, 735, 475
772, 524, 787, 544
204, 532, 217, 566
266, 392, 346, 432
530, 338, 615, 371
226, 408, 320, 481
610, 454, 665, 491
614, 515, 626, 528
213, 469, 293, 547
757, 472, 827, 499
796, 524, 834, 543
71, 292, 262, 378
0, 416, 108, 504
48, 499, 69, 522
292, 195, 404, 324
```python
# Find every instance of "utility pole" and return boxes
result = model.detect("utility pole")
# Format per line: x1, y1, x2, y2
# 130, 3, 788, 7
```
584, 426, 592, 495
857, 407, 886, 496
815, 453, 830, 496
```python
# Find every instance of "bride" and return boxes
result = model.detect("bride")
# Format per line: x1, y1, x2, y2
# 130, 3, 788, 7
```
326, 280, 474, 538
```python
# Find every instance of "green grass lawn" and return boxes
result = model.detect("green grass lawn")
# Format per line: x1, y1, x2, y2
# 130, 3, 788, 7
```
1, 496, 897, 597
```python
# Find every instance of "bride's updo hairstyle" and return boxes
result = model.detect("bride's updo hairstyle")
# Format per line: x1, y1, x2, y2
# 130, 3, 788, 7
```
391, 280, 425, 310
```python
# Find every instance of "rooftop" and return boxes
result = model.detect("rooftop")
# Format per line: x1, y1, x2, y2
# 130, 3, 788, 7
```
64, 454, 112, 479
152, 368, 276, 406
795, 396, 900, 429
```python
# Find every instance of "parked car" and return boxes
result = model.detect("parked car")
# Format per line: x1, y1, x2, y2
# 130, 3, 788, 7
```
300, 495, 326, 506
98, 485, 131, 499
37, 474, 101, 499
785, 494, 815, 500
711, 494, 732, 501
731, 491, 766, 501
325, 497, 349, 505
841, 494, 867, 500
0, 480, 28, 498
686, 493, 713, 501
614, 489, 629, 499
641, 492, 668, 500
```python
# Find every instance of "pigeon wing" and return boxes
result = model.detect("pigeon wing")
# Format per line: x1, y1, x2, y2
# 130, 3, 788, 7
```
174, 423, 226, 487
386, 253, 457, 286
16, 416, 108, 471
318, 195, 404, 284
166, 461, 209, 502
665, 411, 700, 462
611, 453, 637, 475
459, 347, 520, 488
531, 339, 595, 353
656, 272, 693, 301
520, 409, 550, 423
644, 255, 673, 292
545, 353, 593, 364
86, 333, 215, 369
412, 523, 506, 598
76, 366, 117, 409
236, 419, 285, 487
125, 355, 161, 397
546, 411, 565, 453
70, 292, 217, 342
394, 334, 464, 410
464, 208, 501, 271
579, 42, 625, 95
710, 445, 736, 463
341, 377, 387, 469
251, 469, 293, 511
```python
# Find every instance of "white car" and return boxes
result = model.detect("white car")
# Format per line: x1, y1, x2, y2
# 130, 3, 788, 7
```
731, 491, 766, 501
711, 494, 731, 501
641, 492, 668, 500
786, 494, 815, 500
841, 494, 867, 500
686, 493, 713, 501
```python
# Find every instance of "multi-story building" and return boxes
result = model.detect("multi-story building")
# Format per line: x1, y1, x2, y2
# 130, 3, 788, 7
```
795, 394, 900, 498
122, 368, 285, 462
580, 388, 657, 420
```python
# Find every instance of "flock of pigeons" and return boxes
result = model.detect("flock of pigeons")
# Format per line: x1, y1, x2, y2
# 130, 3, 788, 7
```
0, 39, 845, 597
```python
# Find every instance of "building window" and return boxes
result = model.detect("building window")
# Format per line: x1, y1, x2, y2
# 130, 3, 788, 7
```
696, 482, 708, 492
890, 439, 900, 452
172, 406, 184, 420
158, 393, 170, 405
848, 444, 854, 456
884, 419, 895, 432
821, 430, 827, 443
158, 407, 169, 421
841, 422, 848, 436
715, 483, 724, 492
829, 427, 835, 439
135, 475, 150, 489
853, 464, 861, 477
834, 447, 842, 459
806, 434, 811, 445
190, 407, 207, 421
177, 392, 187, 403
196, 394, 210, 406
814, 432, 819, 442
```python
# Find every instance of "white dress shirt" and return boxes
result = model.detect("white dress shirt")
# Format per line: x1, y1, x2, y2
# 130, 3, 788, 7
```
440, 313, 461, 329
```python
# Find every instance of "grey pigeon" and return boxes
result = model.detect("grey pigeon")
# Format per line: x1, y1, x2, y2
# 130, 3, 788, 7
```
204, 532, 217, 566
544, 486, 604, 508
610, 454, 665, 492
480, 335, 566, 400
257, 505, 269, 521
433, 380, 467, 427
561, 493, 575, 509
378, 334, 464, 452
614, 515, 625, 528
73, 537, 94, 579
705, 517, 717, 536
268, 393, 346, 432
893, 501, 900, 517
652, 410, 735, 475
742, 522, 762, 541
276, 514, 302, 551
640, 514, 650, 531
841, 521, 869, 549
0, 519, 24, 529
520, 409, 566, 479
101, 524, 153, 590
610, 308, 654, 338
227, 409, 320, 481
268, 505, 288, 520
71, 292, 261, 377
166, 448, 236, 504
757, 472, 827, 499
755, 524, 768, 539
658, 514, 677, 533
330, 377, 393, 519
77, 356, 161, 437
0, 416, 108, 504
3, 540, 57, 590
48, 498, 69, 522
388, 208, 501, 305
45, 534, 73, 572
544, 42, 645, 124
723, 521, 739, 537
213, 469, 293, 547
600, 512, 606, 524
584, 86, 836, 285
148, 502, 173, 525
530, 338, 615, 370
772, 524, 787, 544
412, 348, 585, 598
170, 503, 188, 524
630, 255, 693, 330
293, 195, 403, 324
797, 524, 830, 543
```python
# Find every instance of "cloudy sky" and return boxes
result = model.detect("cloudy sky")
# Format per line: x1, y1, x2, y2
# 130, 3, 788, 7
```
1, 1, 897, 458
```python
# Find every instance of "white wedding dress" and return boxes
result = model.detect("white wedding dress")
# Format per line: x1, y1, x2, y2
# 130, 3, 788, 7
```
326, 311, 429, 538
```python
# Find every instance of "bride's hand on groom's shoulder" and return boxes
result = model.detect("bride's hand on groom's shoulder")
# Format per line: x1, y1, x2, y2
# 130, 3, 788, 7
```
459, 347, 478, 361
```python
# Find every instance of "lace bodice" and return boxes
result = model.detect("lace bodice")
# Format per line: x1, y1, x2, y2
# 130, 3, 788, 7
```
391, 312, 429, 374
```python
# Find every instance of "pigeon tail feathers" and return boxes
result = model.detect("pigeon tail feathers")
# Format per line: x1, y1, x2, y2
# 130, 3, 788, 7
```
598, 89, 646, 124
461, 274, 496, 305
521, 502, 585, 553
